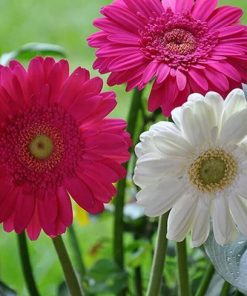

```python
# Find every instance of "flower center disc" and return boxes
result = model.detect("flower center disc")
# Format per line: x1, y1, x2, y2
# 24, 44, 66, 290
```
164, 29, 197, 55
189, 149, 237, 193
29, 134, 54, 160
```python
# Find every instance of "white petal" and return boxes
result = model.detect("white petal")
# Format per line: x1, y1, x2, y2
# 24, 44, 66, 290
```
134, 153, 166, 187
212, 195, 236, 245
167, 192, 198, 242
150, 121, 173, 133
236, 172, 247, 199
135, 131, 158, 158
222, 89, 247, 124
204, 92, 224, 126
219, 108, 247, 146
180, 101, 216, 146
229, 196, 247, 235
136, 179, 184, 217
187, 93, 204, 102
191, 198, 211, 247
154, 131, 193, 157
171, 106, 183, 128
134, 153, 186, 188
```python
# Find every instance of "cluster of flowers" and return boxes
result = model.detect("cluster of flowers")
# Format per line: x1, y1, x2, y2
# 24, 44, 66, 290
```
1, 0, 247, 247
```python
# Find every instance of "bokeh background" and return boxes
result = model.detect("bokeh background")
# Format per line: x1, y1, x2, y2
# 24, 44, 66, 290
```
0, 0, 247, 295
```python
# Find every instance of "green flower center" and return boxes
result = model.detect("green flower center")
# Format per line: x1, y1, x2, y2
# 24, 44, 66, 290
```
189, 149, 237, 193
29, 134, 54, 160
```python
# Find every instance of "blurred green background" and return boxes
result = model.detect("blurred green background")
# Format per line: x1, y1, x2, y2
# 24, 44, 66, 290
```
0, 0, 247, 295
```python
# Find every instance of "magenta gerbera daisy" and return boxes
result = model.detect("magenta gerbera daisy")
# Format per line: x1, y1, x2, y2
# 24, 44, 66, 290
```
88, 0, 247, 116
0, 57, 131, 240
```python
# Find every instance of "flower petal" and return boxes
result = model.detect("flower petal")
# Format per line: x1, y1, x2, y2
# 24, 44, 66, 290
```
191, 198, 211, 247
212, 195, 236, 245
219, 108, 247, 146
136, 178, 184, 217
167, 193, 198, 242
222, 89, 247, 124
229, 196, 247, 235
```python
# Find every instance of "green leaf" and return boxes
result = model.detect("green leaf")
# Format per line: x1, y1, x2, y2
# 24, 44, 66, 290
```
0, 281, 16, 296
57, 282, 69, 296
86, 259, 128, 295
127, 240, 151, 268
0, 43, 66, 65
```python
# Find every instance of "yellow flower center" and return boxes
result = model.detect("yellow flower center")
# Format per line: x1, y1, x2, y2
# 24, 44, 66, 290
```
29, 134, 54, 160
188, 149, 237, 193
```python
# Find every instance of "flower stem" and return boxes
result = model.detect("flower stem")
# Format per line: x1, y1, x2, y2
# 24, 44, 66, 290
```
113, 88, 143, 269
176, 239, 190, 296
17, 233, 40, 296
52, 235, 84, 296
68, 225, 86, 279
220, 281, 231, 296
195, 263, 214, 296
135, 266, 143, 296
234, 290, 245, 296
146, 213, 169, 296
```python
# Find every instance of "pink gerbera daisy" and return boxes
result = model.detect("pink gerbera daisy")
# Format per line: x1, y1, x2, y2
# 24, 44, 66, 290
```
88, 0, 247, 116
0, 57, 130, 240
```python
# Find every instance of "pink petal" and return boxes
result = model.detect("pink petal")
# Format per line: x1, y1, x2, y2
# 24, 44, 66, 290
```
148, 82, 163, 111
14, 187, 35, 233
208, 6, 243, 29
27, 204, 41, 240
58, 67, 90, 108
0, 187, 18, 223
192, 0, 218, 21
38, 190, 58, 236
163, 0, 194, 13
156, 64, 170, 84
176, 70, 187, 91
204, 68, 229, 92
188, 68, 208, 91
124, 0, 162, 17
57, 187, 73, 227
48, 59, 69, 102
102, 5, 143, 32
78, 172, 116, 203
109, 53, 144, 71
142, 61, 159, 84
65, 177, 104, 214
218, 26, 245, 38
208, 62, 241, 82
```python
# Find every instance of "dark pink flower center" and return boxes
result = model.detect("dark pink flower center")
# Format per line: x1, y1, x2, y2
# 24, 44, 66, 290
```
0, 105, 83, 189
164, 28, 197, 55
140, 9, 219, 69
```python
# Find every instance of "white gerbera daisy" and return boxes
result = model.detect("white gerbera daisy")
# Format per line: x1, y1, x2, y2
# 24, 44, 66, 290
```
134, 89, 247, 247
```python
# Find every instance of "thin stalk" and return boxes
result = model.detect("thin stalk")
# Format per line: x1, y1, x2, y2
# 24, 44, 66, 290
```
234, 290, 245, 296
176, 239, 190, 296
52, 236, 84, 296
220, 281, 231, 296
113, 88, 143, 269
68, 225, 86, 279
17, 233, 40, 296
135, 266, 143, 296
146, 213, 169, 296
195, 263, 214, 296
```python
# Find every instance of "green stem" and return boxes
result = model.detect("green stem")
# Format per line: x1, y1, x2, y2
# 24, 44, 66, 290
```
195, 263, 214, 296
146, 213, 169, 296
52, 236, 84, 296
176, 239, 190, 296
234, 290, 245, 296
17, 233, 40, 296
113, 88, 143, 269
220, 281, 231, 296
68, 225, 86, 278
135, 266, 143, 296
